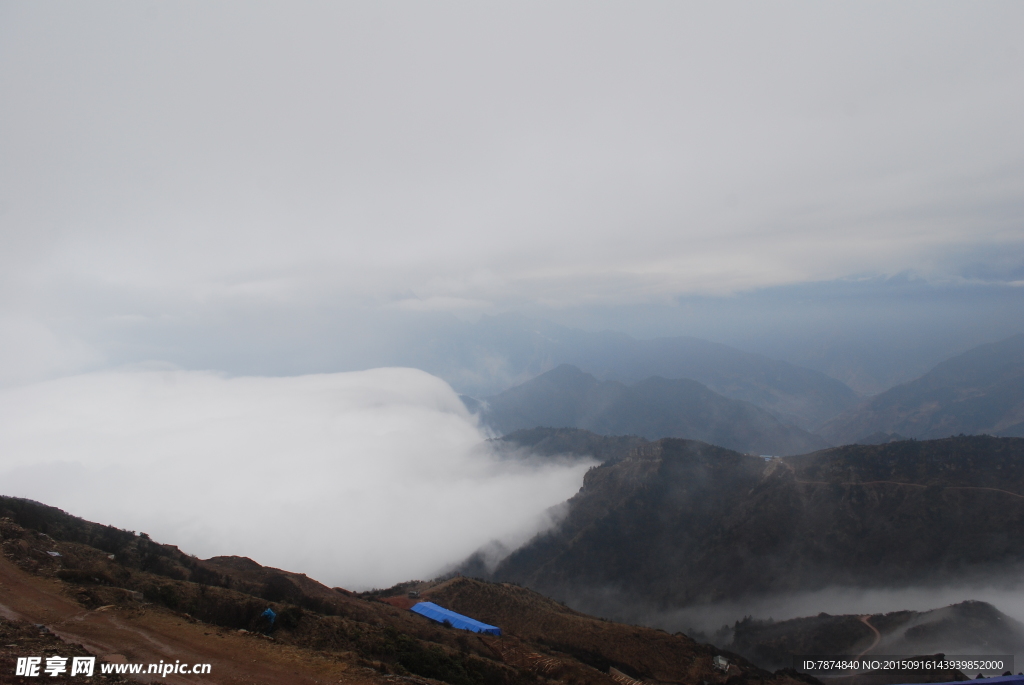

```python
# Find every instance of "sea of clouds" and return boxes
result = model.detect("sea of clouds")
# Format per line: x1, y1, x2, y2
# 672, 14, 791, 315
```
0, 367, 593, 589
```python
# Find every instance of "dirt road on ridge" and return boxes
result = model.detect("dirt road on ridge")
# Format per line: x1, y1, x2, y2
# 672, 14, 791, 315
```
856, 616, 881, 658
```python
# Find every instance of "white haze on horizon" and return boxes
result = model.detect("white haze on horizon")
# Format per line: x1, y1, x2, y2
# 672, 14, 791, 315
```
664, 583, 1024, 636
0, 367, 594, 589
569, 580, 1024, 643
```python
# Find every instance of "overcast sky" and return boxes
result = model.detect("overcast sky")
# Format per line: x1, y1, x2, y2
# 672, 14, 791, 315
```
1, 2, 1022, 386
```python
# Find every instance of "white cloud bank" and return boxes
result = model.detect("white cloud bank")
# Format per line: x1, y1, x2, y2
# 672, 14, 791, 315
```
0, 367, 593, 589
2, 4, 1022, 307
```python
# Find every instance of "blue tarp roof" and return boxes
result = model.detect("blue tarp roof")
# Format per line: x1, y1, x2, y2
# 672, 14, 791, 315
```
409, 602, 502, 636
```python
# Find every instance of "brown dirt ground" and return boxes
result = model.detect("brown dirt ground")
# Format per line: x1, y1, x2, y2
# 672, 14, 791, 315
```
379, 597, 418, 611
0, 554, 387, 685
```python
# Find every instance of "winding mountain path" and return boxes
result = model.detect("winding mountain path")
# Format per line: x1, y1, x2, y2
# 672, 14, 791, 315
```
856, 616, 880, 658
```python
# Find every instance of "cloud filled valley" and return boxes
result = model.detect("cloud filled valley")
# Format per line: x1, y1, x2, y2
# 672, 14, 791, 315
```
0, 367, 593, 589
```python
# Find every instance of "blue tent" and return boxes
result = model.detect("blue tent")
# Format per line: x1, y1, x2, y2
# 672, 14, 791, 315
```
409, 602, 502, 636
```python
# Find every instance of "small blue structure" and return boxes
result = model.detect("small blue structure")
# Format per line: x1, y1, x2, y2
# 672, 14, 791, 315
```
409, 602, 502, 636
260, 608, 276, 626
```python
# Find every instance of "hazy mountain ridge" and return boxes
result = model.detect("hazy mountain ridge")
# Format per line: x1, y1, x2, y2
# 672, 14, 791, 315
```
429, 314, 860, 430
727, 600, 1023, 673
566, 333, 861, 430
492, 427, 650, 462
467, 435, 1024, 610
476, 364, 830, 456
820, 334, 1024, 444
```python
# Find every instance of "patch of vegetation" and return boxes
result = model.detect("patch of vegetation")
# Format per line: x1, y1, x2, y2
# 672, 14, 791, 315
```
536, 640, 644, 680
364, 626, 523, 685
0, 496, 137, 554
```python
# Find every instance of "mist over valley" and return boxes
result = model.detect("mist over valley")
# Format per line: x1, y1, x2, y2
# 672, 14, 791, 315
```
2, 3, 1024, 683
4, 336, 1024, 682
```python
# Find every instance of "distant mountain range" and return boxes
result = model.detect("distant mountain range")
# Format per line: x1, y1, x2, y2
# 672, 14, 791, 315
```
425, 314, 861, 430
548, 332, 860, 431
820, 334, 1024, 444
467, 433, 1024, 612
478, 333, 1024, 454
474, 364, 830, 456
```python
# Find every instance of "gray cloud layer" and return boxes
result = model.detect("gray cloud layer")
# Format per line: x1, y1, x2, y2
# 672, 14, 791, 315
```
1, 3, 1022, 384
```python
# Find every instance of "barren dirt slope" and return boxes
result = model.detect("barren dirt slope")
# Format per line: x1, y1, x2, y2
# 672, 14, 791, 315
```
0, 496, 817, 685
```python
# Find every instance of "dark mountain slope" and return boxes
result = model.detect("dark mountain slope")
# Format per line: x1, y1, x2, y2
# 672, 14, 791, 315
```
820, 334, 1024, 444
493, 427, 649, 462
470, 436, 1024, 609
729, 600, 1021, 673
423, 576, 770, 685
478, 364, 829, 456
